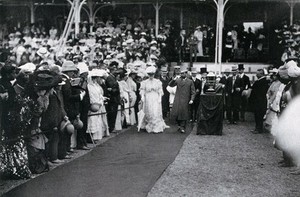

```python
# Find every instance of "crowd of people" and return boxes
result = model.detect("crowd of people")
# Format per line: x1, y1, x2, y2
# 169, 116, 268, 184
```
0, 16, 180, 179
275, 20, 300, 63
217, 58, 300, 174
2, 13, 300, 182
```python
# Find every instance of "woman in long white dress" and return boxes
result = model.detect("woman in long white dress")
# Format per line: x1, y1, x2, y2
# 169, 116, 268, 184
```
140, 66, 169, 133
117, 69, 131, 126
126, 70, 137, 125
87, 69, 109, 141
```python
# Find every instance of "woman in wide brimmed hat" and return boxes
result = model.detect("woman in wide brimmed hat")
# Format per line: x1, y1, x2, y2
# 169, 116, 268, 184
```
87, 69, 109, 142
0, 63, 33, 179
139, 66, 169, 133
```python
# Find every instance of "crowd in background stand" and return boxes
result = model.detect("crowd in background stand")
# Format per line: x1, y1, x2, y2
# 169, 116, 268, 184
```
274, 20, 300, 63
2, 14, 300, 182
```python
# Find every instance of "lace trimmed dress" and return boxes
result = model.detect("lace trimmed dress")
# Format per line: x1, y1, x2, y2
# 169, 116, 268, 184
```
87, 82, 109, 140
140, 78, 169, 133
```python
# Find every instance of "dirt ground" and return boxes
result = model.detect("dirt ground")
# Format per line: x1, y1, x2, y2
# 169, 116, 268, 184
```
148, 113, 300, 197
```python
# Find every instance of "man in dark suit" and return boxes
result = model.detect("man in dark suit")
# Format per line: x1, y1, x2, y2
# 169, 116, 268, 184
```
248, 69, 269, 133
200, 67, 209, 94
160, 66, 170, 118
106, 61, 121, 133
190, 69, 202, 122
220, 68, 231, 120
225, 66, 244, 124
176, 29, 187, 63
238, 64, 251, 121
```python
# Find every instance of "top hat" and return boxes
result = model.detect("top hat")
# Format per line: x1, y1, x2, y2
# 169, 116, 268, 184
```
200, 67, 208, 74
238, 64, 245, 70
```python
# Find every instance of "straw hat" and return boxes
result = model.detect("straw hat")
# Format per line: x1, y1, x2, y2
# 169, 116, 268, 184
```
37, 47, 50, 58
61, 61, 78, 72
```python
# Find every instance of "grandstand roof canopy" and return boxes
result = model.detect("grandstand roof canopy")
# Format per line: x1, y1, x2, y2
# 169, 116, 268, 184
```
0, 0, 296, 5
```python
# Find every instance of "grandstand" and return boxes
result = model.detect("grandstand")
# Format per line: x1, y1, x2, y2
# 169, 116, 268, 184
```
0, 0, 299, 74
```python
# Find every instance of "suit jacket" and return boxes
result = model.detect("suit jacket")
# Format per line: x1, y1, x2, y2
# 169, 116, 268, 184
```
225, 75, 244, 95
249, 77, 269, 110
225, 75, 244, 107
176, 35, 187, 48
192, 78, 202, 105
62, 79, 81, 120
240, 74, 251, 90
105, 74, 121, 104
40, 90, 66, 132
169, 77, 196, 120
220, 76, 229, 85
160, 76, 170, 111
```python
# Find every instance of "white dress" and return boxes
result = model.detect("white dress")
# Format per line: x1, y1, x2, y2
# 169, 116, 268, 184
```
118, 80, 131, 125
140, 78, 169, 133
87, 82, 109, 140
126, 77, 137, 125
264, 80, 285, 133
194, 30, 203, 56
272, 95, 300, 166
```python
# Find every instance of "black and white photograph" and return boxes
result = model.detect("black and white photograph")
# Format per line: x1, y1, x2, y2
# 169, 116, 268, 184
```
1, 0, 300, 196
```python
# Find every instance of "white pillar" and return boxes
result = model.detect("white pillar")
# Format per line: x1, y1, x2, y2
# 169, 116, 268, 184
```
29, 0, 35, 24
180, 6, 183, 29
87, 0, 94, 32
290, 2, 295, 26
218, 0, 224, 65
153, 1, 162, 37
74, 0, 80, 36
139, 4, 142, 18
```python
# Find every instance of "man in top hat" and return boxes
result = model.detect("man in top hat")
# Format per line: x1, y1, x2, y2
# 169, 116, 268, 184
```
225, 66, 244, 124
238, 64, 250, 121
190, 68, 201, 122
169, 67, 196, 133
